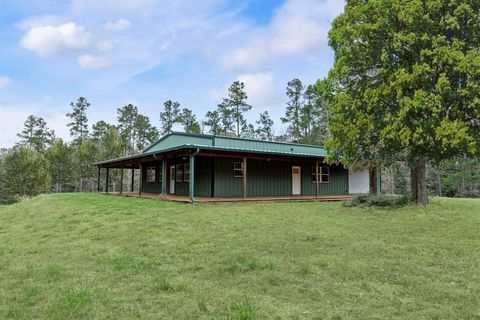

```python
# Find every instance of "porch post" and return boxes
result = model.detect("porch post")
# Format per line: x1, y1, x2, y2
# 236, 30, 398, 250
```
105, 167, 109, 193
131, 167, 134, 192
119, 166, 124, 195
139, 163, 143, 196
97, 166, 101, 192
190, 155, 195, 203
243, 157, 247, 199
316, 161, 319, 197
161, 159, 166, 195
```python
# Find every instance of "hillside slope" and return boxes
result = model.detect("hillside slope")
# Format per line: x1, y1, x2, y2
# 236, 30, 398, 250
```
1, 194, 479, 319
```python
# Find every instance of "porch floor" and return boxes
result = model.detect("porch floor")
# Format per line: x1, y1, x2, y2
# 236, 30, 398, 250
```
102, 192, 353, 203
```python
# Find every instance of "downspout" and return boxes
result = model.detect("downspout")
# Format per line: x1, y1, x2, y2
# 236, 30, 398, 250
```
191, 148, 200, 204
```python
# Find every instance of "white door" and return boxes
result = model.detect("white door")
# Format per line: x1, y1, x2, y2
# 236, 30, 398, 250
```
292, 166, 301, 195
348, 169, 370, 194
169, 165, 175, 194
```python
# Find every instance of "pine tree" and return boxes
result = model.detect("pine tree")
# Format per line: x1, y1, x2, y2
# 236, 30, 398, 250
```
240, 121, 257, 139
159, 100, 180, 136
91, 121, 114, 142
135, 114, 159, 151
17, 115, 54, 153
281, 79, 304, 142
217, 102, 235, 136
117, 104, 139, 155
203, 110, 222, 135
66, 97, 90, 144
302, 80, 329, 145
179, 108, 201, 133
45, 139, 73, 192
221, 81, 252, 137
256, 111, 274, 141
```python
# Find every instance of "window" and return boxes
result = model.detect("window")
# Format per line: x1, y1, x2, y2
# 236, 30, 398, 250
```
321, 166, 329, 183
146, 167, 156, 182
234, 161, 244, 177
184, 163, 190, 182
176, 164, 183, 182
312, 166, 330, 183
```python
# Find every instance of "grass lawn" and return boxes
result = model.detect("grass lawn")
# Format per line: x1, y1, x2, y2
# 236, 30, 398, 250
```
0, 194, 479, 319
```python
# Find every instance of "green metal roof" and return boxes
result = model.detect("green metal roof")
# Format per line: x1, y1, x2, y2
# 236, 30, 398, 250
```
94, 132, 326, 166
143, 132, 326, 157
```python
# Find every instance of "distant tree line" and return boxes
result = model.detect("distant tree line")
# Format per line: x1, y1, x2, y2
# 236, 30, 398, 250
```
0, 78, 331, 203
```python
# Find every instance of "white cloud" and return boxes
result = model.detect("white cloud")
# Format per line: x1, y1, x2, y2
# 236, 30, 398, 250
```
105, 18, 132, 31
222, 0, 344, 70
0, 77, 12, 89
208, 73, 281, 113
96, 41, 113, 51
237, 73, 276, 110
20, 22, 91, 57
77, 54, 110, 69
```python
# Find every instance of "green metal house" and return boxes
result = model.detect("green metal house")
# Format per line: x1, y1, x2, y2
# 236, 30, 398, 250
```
94, 132, 369, 202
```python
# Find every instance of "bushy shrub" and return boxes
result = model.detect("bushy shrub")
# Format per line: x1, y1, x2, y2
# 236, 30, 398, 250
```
0, 146, 51, 199
343, 194, 410, 208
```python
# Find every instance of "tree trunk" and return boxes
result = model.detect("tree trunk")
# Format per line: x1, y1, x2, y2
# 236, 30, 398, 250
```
435, 166, 442, 197
410, 161, 428, 205
460, 154, 466, 198
369, 166, 377, 194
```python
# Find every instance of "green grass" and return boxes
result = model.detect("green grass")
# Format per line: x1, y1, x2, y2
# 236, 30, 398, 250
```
0, 194, 479, 319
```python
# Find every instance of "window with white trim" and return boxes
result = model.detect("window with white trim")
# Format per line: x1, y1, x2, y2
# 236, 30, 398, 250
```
234, 161, 244, 177
184, 163, 190, 182
146, 167, 156, 182
176, 164, 183, 182
312, 165, 330, 183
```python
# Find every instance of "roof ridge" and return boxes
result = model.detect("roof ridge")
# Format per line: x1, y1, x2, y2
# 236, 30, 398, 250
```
167, 131, 325, 149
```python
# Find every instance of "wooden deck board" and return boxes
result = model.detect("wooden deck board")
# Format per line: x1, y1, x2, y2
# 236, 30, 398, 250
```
102, 192, 352, 203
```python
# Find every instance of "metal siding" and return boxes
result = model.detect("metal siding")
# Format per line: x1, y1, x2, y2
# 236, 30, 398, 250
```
319, 164, 349, 195
247, 159, 292, 196
301, 163, 316, 195
194, 156, 212, 197
141, 161, 162, 194
213, 157, 242, 197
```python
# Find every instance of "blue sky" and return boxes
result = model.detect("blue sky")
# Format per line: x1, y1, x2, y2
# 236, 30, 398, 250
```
0, 0, 344, 148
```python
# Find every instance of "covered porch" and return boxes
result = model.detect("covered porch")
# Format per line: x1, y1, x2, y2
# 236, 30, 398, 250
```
94, 147, 347, 203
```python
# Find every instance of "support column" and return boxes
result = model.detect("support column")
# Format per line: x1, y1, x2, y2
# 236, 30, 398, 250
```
316, 161, 319, 197
97, 166, 101, 192
105, 168, 109, 193
139, 163, 143, 196
190, 155, 195, 203
131, 168, 134, 192
161, 159, 166, 195
119, 166, 124, 195
243, 157, 247, 199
